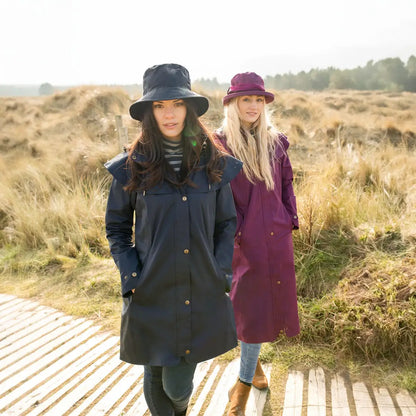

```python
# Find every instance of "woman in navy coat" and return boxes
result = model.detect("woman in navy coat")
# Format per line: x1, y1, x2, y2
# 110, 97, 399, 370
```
105, 64, 242, 416
215, 72, 300, 416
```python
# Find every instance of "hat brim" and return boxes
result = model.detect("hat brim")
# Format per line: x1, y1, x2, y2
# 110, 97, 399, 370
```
129, 87, 209, 121
223, 90, 274, 105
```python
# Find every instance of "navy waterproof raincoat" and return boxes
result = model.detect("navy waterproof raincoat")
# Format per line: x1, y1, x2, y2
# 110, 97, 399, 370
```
105, 150, 242, 366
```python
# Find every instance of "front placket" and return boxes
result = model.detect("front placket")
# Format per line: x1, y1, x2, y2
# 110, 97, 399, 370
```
174, 187, 192, 358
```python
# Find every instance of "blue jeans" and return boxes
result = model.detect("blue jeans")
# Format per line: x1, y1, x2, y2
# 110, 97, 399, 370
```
143, 358, 197, 416
239, 341, 262, 384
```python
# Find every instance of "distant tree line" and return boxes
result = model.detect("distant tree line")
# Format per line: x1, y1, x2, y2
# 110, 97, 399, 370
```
195, 56, 416, 92
193, 77, 229, 92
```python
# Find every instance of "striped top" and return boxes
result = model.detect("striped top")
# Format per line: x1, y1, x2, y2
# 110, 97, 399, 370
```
163, 138, 183, 173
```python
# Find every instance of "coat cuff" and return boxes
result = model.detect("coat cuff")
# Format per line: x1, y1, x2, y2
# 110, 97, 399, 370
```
292, 214, 299, 229
121, 271, 140, 297
112, 249, 141, 297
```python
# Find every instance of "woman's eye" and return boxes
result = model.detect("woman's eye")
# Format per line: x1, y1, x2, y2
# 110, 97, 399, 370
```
175, 101, 185, 107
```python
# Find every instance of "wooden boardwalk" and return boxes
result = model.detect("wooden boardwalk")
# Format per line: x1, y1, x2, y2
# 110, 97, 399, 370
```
0, 293, 415, 416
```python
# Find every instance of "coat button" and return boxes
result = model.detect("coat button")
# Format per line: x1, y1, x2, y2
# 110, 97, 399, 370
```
238, 232, 242, 236
293, 215, 297, 219
277, 280, 281, 284
182, 196, 187, 201
124, 276, 128, 280
270, 232, 274, 236
132, 272, 137, 277
132, 155, 136, 159
185, 300, 190, 305
185, 349, 191, 354
184, 249, 190, 254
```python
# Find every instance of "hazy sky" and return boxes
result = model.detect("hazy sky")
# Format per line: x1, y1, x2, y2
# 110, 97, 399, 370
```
1, 0, 415, 85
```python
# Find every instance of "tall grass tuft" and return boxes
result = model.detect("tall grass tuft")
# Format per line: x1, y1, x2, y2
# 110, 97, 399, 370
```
1, 87, 416, 367
0, 155, 112, 258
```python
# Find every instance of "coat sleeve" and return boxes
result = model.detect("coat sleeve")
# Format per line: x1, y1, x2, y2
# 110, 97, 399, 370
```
280, 140, 299, 230
214, 183, 237, 292
105, 178, 141, 297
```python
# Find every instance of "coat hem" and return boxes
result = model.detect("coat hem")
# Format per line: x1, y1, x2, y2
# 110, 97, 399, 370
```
237, 329, 300, 344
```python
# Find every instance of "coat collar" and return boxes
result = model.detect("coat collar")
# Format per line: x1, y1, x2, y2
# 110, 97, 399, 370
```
104, 148, 242, 188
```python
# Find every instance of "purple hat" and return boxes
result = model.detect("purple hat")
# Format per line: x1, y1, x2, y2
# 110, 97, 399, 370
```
223, 72, 274, 105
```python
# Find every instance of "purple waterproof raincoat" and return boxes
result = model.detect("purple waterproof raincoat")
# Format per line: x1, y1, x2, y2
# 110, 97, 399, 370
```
215, 130, 300, 343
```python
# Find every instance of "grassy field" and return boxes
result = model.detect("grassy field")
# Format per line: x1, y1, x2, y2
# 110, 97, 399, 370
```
1, 86, 415, 412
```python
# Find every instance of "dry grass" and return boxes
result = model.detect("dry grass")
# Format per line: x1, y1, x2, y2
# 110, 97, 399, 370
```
1, 87, 416, 398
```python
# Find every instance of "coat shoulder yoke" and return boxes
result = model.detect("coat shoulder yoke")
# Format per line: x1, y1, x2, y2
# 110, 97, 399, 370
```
104, 151, 242, 188
221, 155, 243, 185
104, 152, 129, 186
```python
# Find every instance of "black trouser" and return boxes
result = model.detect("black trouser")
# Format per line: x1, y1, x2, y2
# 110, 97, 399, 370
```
143, 358, 197, 416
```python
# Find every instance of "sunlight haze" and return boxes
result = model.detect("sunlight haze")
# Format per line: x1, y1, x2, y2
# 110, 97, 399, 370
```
0, 0, 415, 85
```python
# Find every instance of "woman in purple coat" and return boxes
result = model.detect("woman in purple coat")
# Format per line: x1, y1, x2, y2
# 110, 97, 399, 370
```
214, 72, 300, 415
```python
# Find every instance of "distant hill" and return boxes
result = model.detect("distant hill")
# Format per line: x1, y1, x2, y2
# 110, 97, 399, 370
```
2, 54, 415, 97
0, 84, 142, 98
0, 85, 42, 97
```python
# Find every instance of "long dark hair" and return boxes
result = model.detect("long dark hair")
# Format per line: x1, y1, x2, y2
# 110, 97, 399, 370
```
124, 101, 225, 192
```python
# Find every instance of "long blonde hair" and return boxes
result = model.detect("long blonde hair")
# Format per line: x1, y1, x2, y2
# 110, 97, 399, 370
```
222, 98, 282, 190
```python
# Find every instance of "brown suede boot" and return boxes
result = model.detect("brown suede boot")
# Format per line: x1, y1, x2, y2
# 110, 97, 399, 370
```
228, 380, 251, 416
252, 359, 268, 390
228, 379, 238, 401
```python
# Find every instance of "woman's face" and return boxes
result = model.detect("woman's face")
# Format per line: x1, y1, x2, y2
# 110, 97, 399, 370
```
237, 95, 265, 128
152, 99, 187, 141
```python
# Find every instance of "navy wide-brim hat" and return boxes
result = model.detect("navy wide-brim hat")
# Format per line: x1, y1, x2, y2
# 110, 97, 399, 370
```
129, 63, 209, 121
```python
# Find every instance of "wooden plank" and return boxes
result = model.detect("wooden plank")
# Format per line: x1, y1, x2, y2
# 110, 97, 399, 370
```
188, 364, 220, 416
0, 303, 42, 328
0, 325, 100, 409
352, 382, 376, 416
3, 294, 416, 416
0, 296, 39, 313
395, 390, 416, 416
39, 353, 124, 415
0, 307, 59, 342
108, 367, 144, 416
0, 310, 63, 350
0, 308, 55, 343
87, 363, 141, 414
0, 315, 84, 369
0, 297, 27, 314
0, 319, 93, 382
7, 336, 119, 415
0, 314, 74, 360
374, 387, 398, 416
282, 370, 304, 416
204, 359, 240, 415
246, 363, 272, 416
62, 360, 129, 416
0, 298, 40, 320
0, 293, 16, 304
331, 374, 351, 416
25, 347, 120, 416
123, 386, 148, 416
308, 367, 326, 416
191, 359, 214, 398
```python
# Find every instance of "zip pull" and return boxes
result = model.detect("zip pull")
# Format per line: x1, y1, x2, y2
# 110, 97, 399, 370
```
209, 184, 211, 190
143, 190, 146, 196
